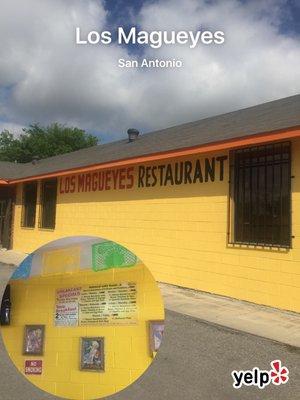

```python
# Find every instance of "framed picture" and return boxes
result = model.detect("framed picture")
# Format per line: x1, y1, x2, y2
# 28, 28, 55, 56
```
149, 320, 165, 353
80, 337, 105, 371
23, 325, 45, 355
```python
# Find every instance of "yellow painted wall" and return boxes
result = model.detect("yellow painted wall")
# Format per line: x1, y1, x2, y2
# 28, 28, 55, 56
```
11, 139, 300, 312
1, 264, 164, 400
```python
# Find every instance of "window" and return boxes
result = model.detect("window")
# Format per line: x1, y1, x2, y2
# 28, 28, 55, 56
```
22, 182, 37, 228
39, 179, 57, 229
229, 142, 291, 248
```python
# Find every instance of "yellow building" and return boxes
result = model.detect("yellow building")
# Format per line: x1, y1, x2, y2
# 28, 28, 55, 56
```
1, 94, 300, 313
1, 237, 164, 399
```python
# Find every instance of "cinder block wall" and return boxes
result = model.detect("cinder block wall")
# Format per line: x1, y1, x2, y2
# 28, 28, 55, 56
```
1, 264, 164, 400
12, 141, 300, 312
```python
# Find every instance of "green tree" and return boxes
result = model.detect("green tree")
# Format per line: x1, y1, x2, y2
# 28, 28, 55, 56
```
0, 123, 99, 163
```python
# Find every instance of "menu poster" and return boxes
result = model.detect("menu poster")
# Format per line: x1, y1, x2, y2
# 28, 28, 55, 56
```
79, 282, 137, 325
55, 287, 81, 326
54, 282, 137, 327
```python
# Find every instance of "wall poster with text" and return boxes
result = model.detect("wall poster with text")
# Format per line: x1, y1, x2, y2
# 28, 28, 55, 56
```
54, 282, 137, 327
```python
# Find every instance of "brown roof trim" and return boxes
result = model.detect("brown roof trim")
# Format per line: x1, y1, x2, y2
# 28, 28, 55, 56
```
4, 125, 300, 184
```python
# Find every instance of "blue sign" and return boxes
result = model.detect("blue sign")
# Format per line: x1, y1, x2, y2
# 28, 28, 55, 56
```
11, 254, 33, 280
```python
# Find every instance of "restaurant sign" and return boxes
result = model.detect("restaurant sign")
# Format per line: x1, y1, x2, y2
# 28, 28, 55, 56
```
59, 155, 228, 194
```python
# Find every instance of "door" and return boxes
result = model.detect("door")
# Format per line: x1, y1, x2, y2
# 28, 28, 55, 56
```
0, 197, 13, 249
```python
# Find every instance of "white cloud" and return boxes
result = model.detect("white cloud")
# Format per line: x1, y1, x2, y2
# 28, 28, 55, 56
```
0, 122, 24, 137
0, 0, 299, 141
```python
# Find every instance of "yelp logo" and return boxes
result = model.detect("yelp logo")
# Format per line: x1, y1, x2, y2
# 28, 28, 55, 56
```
270, 360, 289, 385
232, 360, 289, 389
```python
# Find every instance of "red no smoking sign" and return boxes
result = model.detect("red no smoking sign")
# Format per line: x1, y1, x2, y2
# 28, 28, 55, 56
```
25, 360, 42, 375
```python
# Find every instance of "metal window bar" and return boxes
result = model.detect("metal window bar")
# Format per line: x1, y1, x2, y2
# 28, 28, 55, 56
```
21, 182, 37, 228
229, 142, 291, 248
39, 179, 57, 229
277, 144, 284, 245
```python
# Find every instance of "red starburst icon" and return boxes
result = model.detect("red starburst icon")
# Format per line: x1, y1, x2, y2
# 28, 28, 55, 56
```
270, 360, 289, 385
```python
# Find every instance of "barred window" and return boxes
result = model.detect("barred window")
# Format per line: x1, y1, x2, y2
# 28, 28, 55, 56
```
22, 182, 37, 228
229, 142, 291, 248
39, 179, 57, 229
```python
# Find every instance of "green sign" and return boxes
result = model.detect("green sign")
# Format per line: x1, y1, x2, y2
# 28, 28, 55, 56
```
92, 242, 137, 271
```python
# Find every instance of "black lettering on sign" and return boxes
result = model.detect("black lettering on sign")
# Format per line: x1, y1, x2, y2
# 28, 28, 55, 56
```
216, 155, 228, 181
151, 166, 157, 187
184, 161, 193, 184
137, 155, 227, 188
158, 165, 165, 185
205, 158, 215, 182
138, 166, 145, 187
174, 162, 183, 185
193, 159, 203, 183
146, 166, 152, 187
164, 164, 174, 186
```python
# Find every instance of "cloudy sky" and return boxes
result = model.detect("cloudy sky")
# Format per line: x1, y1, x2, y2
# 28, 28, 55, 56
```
0, 0, 299, 142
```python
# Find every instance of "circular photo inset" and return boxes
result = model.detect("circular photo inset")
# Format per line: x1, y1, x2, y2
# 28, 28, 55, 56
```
0, 236, 165, 400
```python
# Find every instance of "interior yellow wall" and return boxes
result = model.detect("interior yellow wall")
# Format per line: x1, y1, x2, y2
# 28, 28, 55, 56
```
1, 264, 164, 400
11, 139, 300, 312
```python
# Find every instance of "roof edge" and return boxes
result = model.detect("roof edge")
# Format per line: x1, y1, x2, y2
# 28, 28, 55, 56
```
4, 125, 300, 184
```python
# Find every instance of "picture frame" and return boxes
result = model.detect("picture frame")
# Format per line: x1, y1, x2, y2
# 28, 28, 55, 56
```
149, 320, 165, 353
80, 337, 105, 371
23, 325, 45, 355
